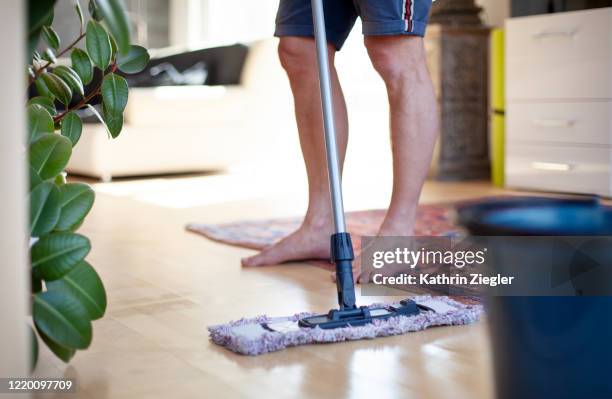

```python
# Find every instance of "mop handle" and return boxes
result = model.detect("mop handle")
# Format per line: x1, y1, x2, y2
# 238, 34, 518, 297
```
311, 0, 347, 234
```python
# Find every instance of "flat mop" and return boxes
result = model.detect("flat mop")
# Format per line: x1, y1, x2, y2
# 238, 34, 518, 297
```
209, 0, 482, 355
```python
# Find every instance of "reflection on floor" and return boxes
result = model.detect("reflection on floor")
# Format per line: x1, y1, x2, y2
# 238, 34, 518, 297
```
34, 174, 509, 399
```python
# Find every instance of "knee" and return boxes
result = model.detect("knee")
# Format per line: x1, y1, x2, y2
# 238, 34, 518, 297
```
366, 44, 404, 81
278, 38, 316, 78
365, 38, 429, 86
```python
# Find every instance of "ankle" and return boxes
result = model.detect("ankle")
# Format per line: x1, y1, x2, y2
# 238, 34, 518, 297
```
302, 214, 333, 231
379, 211, 417, 237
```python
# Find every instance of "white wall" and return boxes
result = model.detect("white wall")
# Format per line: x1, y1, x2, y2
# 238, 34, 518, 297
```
0, 0, 30, 385
170, 0, 203, 47
205, 0, 277, 45
476, 0, 511, 27
169, 0, 278, 48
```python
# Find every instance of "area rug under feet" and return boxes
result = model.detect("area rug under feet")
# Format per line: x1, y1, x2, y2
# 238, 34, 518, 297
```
187, 201, 488, 297
187, 202, 463, 261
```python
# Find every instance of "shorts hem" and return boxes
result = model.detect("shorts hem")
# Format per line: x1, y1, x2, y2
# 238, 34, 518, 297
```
274, 24, 351, 50
274, 24, 313, 37
362, 19, 428, 37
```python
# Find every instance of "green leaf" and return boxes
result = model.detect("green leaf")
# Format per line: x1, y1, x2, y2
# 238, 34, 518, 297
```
35, 76, 55, 100
109, 35, 118, 60
88, 0, 103, 21
28, 96, 57, 116
28, 1, 55, 61
55, 183, 95, 231
85, 104, 112, 138
27, 104, 54, 142
42, 48, 58, 64
55, 173, 67, 185
71, 49, 94, 85
95, 0, 131, 55
41, 73, 73, 105
33, 291, 92, 350
53, 66, 84, 97
47, 261, 106, 320
101, 73, 128, 115
31, 232, 91, 281
30, 166, 43, 190
29, 0, 57, 34
42, 25, 60, 50
30, 325, 39, 371
102, 106, 123, 138
117, 45, 150, 74
28, 29, 43, 64
29, 133, 72, 180
35, 324, 76, 363
86, 21, 112, 70
30, 181, 61, 237
75, 0, 85, 30
32, 272, 43, 293
61, 112, 83, 146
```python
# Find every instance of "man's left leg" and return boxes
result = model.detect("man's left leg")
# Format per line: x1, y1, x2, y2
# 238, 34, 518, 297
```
365, 35, 438, 238
342, 35, 438, 283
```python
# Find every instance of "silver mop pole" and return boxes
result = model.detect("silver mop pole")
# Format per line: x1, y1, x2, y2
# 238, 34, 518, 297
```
311, 0, 347, 234
310, 0, 356, 309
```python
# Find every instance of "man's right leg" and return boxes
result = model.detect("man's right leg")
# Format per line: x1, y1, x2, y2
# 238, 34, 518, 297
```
241, 37, 349, 267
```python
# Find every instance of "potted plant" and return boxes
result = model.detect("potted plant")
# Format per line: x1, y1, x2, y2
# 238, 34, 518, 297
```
26, 0, 149, 367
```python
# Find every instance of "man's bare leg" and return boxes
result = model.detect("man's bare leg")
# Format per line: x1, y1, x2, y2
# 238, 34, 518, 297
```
351, 36, 439, 282
242, 37, 349, 267
367, 36, 438, 235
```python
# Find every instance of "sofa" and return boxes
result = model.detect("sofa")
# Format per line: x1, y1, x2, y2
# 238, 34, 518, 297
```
67, 39, 298, 180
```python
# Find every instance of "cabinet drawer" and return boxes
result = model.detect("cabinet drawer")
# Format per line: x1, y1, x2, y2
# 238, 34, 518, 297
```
506, 7, 612, 100
506, 144, 611, 196
507, 101, 612, 145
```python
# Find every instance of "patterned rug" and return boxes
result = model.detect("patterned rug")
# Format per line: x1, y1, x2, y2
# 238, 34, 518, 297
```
187, 201, 464, 269
187, 200, 500, 299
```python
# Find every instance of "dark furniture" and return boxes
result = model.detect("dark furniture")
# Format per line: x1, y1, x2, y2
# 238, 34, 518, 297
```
125, 43, 249, 87
426, 0, 490, 180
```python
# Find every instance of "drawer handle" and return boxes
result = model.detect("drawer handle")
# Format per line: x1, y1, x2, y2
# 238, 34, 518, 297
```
531, 161, 574, 172
532, 30, 578, 39
532, 118, 576, 128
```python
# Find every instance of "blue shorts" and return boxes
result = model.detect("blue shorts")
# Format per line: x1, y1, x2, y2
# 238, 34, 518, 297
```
274, 0, 433, 50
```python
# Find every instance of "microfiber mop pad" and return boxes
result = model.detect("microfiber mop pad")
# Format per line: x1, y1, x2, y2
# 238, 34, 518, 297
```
208, 296, 483, 356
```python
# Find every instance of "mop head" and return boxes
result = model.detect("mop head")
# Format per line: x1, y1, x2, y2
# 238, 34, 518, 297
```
209, 296, 483, 356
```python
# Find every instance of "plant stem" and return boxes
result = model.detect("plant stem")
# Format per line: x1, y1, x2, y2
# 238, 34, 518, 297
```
29, 32, 86, 86
53, 63, 117, 123
54, 88, 100, 123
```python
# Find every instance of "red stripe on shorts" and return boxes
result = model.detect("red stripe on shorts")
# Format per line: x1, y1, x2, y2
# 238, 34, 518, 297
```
405, 0, 413, 32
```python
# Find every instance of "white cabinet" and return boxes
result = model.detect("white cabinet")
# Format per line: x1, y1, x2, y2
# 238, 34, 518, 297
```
505, 7, 612, 197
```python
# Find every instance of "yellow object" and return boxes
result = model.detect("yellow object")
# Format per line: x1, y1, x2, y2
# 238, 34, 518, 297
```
491, 113, 505, 186
490, 29, 505, 187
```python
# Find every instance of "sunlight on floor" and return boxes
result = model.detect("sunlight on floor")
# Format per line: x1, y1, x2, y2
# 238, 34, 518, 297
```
349, 347, 404, 398
90, 160, 398, 211
92, 171, 303, 209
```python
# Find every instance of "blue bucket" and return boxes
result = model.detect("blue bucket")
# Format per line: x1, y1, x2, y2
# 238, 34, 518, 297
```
457, 197, 612, 399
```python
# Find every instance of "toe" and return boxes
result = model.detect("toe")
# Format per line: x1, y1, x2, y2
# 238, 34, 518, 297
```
241, 253, 267, 267
241, 256, 255, 267
241, 245, 291, 267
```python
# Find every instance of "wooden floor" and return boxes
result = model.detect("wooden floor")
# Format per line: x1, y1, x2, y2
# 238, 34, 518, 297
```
33, 175, 513, 399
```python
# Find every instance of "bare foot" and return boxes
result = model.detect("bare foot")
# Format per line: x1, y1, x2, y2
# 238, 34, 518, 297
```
241, 222, 332, 267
